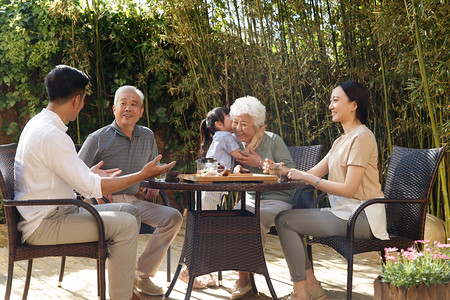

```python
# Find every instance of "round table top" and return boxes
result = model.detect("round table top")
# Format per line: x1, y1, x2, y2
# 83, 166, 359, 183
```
140, 178, 305, 192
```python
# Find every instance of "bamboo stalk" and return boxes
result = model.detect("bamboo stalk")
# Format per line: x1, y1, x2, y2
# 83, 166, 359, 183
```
378, 45, 392, 153
278, 0, 299, 145
255, 0, 283, 138
404, 0, 449, 235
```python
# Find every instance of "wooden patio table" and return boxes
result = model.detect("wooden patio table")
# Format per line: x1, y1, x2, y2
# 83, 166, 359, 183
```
141, 177, 305, 300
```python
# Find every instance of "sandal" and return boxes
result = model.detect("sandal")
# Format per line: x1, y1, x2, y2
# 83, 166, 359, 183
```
200, 273, 218, 287
179, 269, 208, 289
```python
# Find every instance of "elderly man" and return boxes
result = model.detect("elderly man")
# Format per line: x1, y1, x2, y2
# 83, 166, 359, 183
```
15, 65, 175, 300
78, 85, 183, 296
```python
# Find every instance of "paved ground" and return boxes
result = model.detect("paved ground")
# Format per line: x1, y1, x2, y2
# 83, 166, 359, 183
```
0, 217, 381, 299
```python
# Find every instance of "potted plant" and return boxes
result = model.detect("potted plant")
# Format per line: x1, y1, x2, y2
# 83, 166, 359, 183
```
374, 240, 450, 299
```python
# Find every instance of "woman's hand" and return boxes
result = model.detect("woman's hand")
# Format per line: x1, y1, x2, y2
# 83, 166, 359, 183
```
287, 168, 306, 181
235, 148, 262, 168
233, 165, 250, 174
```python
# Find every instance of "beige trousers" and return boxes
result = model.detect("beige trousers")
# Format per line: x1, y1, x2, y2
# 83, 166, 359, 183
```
111, 194, 183, 277
27, 203, 140, 300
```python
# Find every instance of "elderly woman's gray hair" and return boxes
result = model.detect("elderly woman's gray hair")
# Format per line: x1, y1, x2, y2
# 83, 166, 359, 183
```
114, 85, 144, 106
230, 96, 266, 126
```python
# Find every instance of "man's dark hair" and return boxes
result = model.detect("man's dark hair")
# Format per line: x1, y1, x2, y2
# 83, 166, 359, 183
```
45, 65, 90, 103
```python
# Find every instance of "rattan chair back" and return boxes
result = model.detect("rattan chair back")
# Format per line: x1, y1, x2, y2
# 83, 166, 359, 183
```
288, 145, 324, 209
0, 144, 21, 251
288, 145, 324, 172
383, 146, 444, 240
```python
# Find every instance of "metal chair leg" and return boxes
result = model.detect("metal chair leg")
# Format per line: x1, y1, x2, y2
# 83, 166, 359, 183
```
249, 272, 259, 296
218, 270, 222, 286
4, 261, 14, 300
346, 255, 354, 300
165, 264, 183, 298
167, 246, 171, 284
264, 273, 278, 300
23, 259, 33, 300
58, 256, 66, 287
307, 243, 313, 270
184, 274, 195, 300
99, 259, 106, 300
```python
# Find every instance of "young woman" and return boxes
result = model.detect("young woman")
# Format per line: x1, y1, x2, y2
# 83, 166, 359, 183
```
270, 81, 388, 300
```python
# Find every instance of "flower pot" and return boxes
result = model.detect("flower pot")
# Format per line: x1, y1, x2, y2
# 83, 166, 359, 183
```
374, 276, 450, 300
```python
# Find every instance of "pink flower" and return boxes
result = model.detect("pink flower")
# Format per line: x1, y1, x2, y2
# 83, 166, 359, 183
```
436, 243, 450, 248
385, 247, 398, 253
406, 252, 421, 261
415, 240, 430, 244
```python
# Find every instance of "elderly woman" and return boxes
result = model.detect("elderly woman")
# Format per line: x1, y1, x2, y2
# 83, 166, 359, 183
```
228, 96, 296, 299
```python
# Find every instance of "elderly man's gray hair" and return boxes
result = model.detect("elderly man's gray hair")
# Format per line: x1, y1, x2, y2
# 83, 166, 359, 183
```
230, 96, 266, 126
114, 85, 144, 106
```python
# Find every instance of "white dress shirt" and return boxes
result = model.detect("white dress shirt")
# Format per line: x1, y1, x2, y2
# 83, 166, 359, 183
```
14, 109, 102, 242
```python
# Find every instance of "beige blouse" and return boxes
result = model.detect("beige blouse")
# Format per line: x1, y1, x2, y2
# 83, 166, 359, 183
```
323, 125, 389, 240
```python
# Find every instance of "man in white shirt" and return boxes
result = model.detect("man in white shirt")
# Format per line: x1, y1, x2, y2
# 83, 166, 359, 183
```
14, 65, 175, 300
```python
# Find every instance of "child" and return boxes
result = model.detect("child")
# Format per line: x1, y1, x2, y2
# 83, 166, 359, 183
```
200, 107, 264, 171
199, 107, 265, 210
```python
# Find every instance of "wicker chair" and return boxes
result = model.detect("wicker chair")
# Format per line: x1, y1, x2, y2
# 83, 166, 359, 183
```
0, 143, 107, 300
305, 146, 446, 300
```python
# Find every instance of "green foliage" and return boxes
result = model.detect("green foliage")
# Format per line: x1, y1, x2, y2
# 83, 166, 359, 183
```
0, 0, 447, 222
0, 0, 62, 119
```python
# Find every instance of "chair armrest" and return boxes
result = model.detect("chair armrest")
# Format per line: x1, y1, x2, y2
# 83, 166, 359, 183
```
159, 190, 170, 207
293, 184, 327, 209
345, 197, 428, 241
3, 198, 106, 245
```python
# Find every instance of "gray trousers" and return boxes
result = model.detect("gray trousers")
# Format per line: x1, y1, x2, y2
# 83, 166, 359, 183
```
275, 209, 373, 282
27, 203, 140, 300
112, 194, 183, 277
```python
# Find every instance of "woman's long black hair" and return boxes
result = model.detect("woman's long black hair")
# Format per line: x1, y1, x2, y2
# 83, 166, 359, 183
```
199, 107, 230, 158
339, 81, 370, 125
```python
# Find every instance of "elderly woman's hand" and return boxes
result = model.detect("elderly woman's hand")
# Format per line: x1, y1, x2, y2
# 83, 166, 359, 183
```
261, 158, 274, 174
233, 165, 250, 174
235, 148, 262, 168
287, 168, 305, 181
